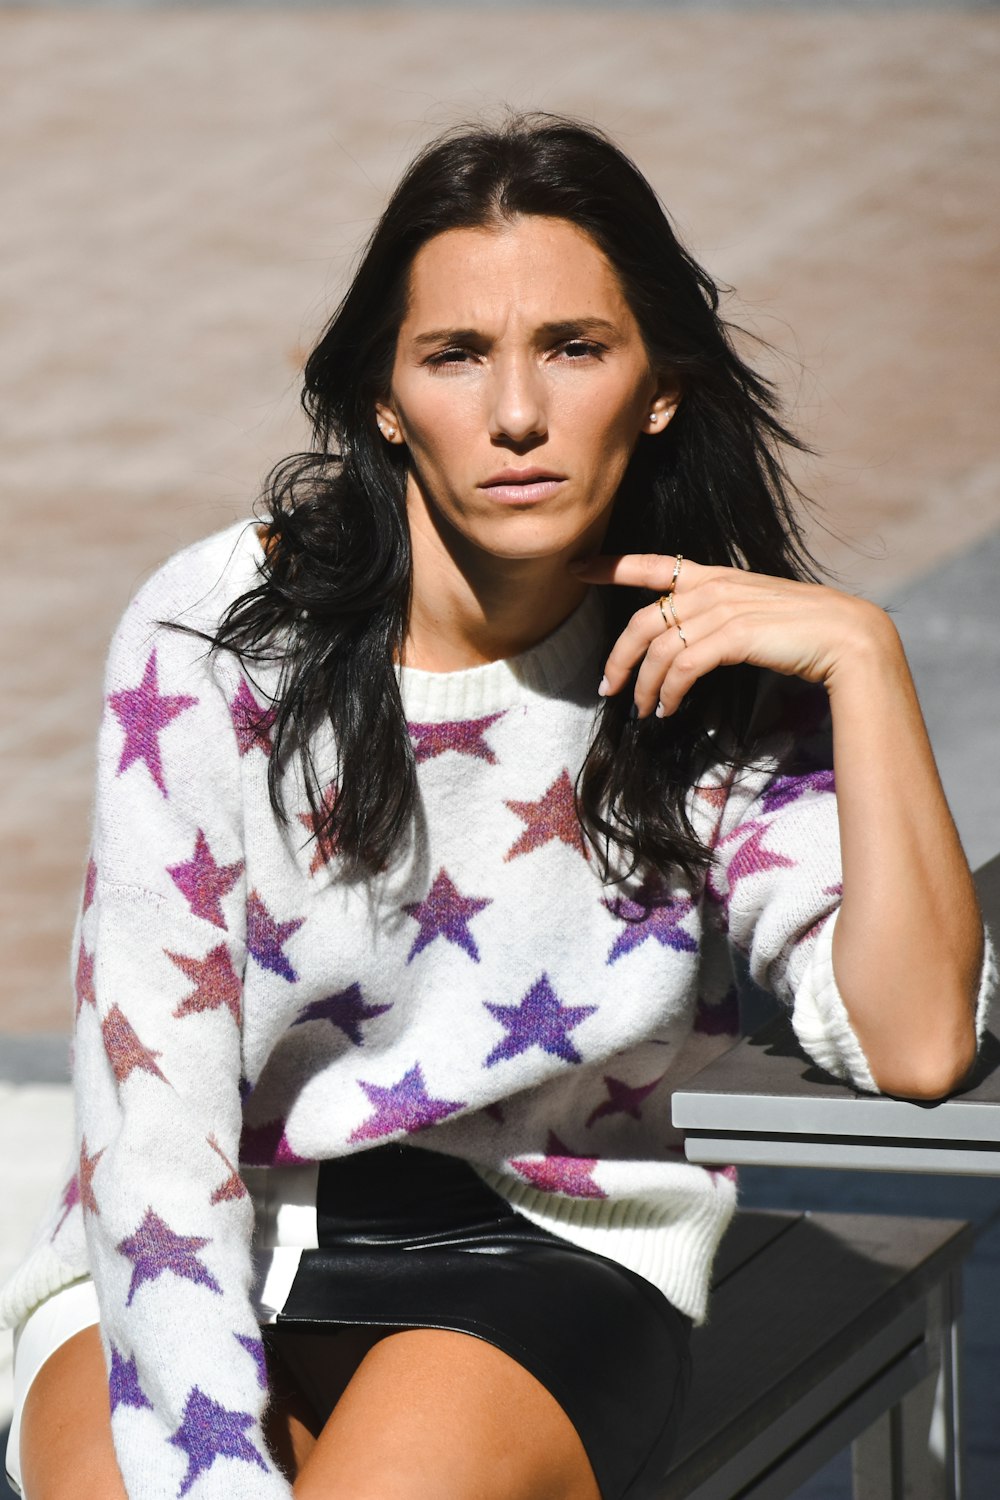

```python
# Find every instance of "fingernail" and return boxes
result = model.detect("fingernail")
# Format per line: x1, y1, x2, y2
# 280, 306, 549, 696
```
629, 702, 639, 722
655, 703, 666, 718
597, 675, 610, 697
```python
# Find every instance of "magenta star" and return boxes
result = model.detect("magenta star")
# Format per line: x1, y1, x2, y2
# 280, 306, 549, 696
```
408, 712, 506, 765
83, 856, 97, 912
402, 868, 492, 963
167, 829, 243, 929
109, 1346, 152, 1413
107, 649, 197, 797
167, 945, 242, 1024
228, 679, 276, 758
74, 940, 96, 1015
292, 983, 391, 1045
709, 822, 796, 912
102, 1006, 166, 1084
694, 986, 740, 1036
504, 769, 589, 863
349, 1063, 466, 1143
168, 1387, 268, 1495
207, 1134, 247, 1204
53, 1171, 80, 1237
483, 975, 596, 1068
602, 888, 697, 963
117, 1208, 222, 1305
761, 768, 835, 814
510, 1132, 606, 1199
239, 1117, 310, 1167
235, 1333, 268, 1390
585, 1071, 667, 1127
246, 890, 304, 982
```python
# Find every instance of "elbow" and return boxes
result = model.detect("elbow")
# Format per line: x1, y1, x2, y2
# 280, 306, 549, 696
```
868, 1026, 979, 1103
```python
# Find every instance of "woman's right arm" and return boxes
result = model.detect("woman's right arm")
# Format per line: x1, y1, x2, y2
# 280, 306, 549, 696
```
73, 546, 293, 1498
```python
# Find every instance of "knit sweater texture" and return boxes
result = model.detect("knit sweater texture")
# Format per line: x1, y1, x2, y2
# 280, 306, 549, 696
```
3, 520, 995, 1500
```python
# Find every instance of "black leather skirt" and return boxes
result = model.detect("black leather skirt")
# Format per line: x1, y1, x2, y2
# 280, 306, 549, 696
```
261, 1143, 691, 1500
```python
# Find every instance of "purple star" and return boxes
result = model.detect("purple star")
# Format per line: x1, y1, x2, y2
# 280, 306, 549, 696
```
109, 1346, 152, 1413
167, 829, 243, 929
349, 1063, 466, 1143
408, 712, 505, 765
292, 983, 391, 1045
168, 1387, 268, 1495
235, 1333, 268, 1390
117, 1208, 222, 1306
709, 822, 796, 913
238, 1117, 310, 1167
402, 868, 491, 963
602, 887, 697, 963
108, 649, 197, 797
585, 1072, 667, 1127
510, 1132, 606, 1199
694, 986, 740, 1036
228, 678, 276, 758
246, 890, 304, 982
483, 975, 596, 1068
760, 768, 835, 814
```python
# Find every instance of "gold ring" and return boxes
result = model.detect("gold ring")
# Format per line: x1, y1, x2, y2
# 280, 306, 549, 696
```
671, 554, 684, 590
667, 592, 688, 646
657, 595, 674, 628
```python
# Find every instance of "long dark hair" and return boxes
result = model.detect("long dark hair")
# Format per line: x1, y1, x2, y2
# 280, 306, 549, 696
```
207, 112, 820, 884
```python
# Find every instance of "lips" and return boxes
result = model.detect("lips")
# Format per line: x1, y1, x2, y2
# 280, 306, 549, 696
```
479, 468, 566, 504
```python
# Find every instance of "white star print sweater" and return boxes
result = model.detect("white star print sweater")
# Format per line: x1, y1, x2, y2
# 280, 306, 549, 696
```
3, 520, 994, 1499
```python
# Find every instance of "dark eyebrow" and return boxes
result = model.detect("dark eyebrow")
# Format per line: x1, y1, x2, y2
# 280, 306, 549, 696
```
409, 317, 622, 351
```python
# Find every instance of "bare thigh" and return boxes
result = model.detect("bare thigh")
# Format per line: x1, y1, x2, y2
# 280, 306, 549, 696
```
291, 1326, 603, 1500
18, 1325, 127, 1500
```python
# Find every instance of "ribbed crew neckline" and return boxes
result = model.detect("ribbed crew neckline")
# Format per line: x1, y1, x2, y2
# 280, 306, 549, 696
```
396, 589, 606, 721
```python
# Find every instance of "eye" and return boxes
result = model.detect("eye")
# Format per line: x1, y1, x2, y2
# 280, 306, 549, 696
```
425, 347, 477, 368
557, 340, 606, 360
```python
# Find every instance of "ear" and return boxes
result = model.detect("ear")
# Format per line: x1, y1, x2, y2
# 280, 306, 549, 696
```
374, 402, 405, 445
641, 386, 681, 437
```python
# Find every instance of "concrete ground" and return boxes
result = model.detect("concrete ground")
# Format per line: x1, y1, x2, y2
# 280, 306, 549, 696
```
1, 6, 998, 1495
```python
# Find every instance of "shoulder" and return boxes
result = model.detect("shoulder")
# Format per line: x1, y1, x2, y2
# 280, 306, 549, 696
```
118, 518, 266, 639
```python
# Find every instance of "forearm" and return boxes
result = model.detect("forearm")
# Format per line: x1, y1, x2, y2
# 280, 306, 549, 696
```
827, 606, 983, 1098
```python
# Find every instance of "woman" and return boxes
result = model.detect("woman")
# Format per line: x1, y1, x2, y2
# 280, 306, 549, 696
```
2, 113, 992, 1500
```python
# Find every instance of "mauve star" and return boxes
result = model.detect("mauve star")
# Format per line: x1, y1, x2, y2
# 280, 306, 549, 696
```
235, 1333, 268, 1390
108, 649, 197, 798
292, 983, 391, 1046
694, 783, 729, 811
585, 1071, 667, 1127
349, 1063, 466, 1143
694, 986, 740, 1036
167, 829, 243, 929
298, 783, 340, 874
117, 1208, 222, 1306
53, 1171, 79, 1237
239, 1117, 310, 1167
83, 857, 97, 912
709, 822, 796, 912
483, 975, 596, 1069
74, 940, 96, 1015
403, 868, 492, 963
760, 768, 835, 814
408, 712, 506, 765
207, 1134, 247, 1205
109, 1346, 151, 1413
167, 945, 242, 1024
78, 1136, 105, 1216
102, 1006, 166, 1084
168, 1387, 268, 1496
510, 1132, 606, 1199
246, 891, 304, 982
602, 888, 698, 963
228, 678, 276, 758
504, 769, 589, 863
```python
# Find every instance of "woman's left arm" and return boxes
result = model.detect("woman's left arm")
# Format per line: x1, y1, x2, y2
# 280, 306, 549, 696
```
572, 553, 987, 1100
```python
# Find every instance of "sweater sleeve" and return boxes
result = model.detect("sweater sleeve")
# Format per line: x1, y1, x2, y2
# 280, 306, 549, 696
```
73, 561, 291, 1498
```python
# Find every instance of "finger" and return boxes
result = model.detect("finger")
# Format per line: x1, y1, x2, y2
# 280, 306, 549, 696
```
631, 626, 687, 716
601, 600, 677, 695
654, 609, 762, 717
569, 552, 688, 591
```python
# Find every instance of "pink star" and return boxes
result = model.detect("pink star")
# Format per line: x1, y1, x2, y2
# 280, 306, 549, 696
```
246, 891, 304, 982
709, 821, 795, 914
408, 713, 506, 765
78, 1136, 105, 1216
585, 1072, 667, 1127
238, 1117, 310, 1167
167, 829, 243, 929
167, 945, 242, 1024
298, 784, 340, 874
228, 679, 276, 758
207, 1134, 247, 1205
403, 868, 491, 963
83, 857, 97, 912
349, 1063, 466, 1143
101, 1005, 166, 1084
504, 769, 589, 863
75, 940, 96, 1015
108, 649, 197, 797
53, 1171, 80, 1237
602, 887, 697, 963
509, 1132, 606, 1199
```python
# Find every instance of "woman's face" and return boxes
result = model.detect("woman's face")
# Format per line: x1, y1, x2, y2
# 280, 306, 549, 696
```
379, 215, 676, 569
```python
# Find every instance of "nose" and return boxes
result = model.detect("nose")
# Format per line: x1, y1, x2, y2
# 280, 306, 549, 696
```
487, 352, 547, 446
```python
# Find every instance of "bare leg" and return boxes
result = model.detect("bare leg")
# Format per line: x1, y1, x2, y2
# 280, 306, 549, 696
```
18, 1325, 127, 1500
293, 1326, 603, 1500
